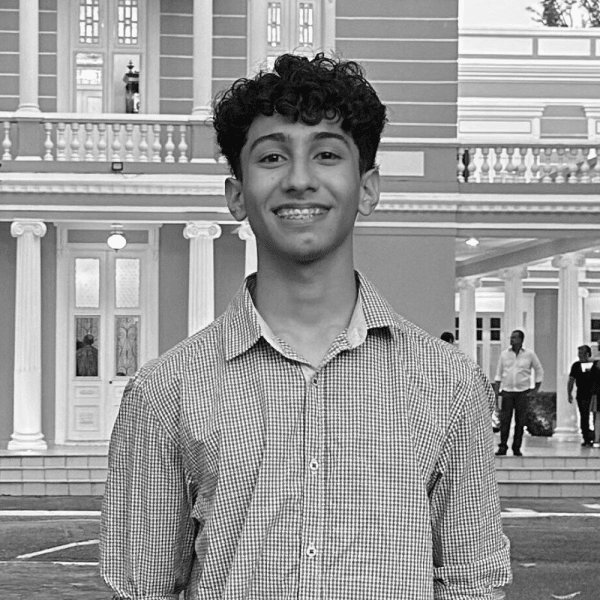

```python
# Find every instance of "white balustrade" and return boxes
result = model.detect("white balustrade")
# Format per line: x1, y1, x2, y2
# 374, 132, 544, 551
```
0, 114, 195, 163
43, 122, 53, 161
2, 121, 12, 160
460, 144, 600, 184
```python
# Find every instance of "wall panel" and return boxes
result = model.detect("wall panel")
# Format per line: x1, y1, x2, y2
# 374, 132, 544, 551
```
354, 231, 456, 336
336, 0, 458, 139
0, 6, 19, 112
159, 225, 189, 354
0, 223, 16, 446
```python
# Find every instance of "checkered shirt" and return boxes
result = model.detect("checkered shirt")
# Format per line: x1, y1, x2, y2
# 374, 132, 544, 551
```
100, 272, 512, 600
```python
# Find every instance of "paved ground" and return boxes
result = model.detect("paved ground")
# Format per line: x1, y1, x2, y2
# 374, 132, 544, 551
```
0, 496, 599, 599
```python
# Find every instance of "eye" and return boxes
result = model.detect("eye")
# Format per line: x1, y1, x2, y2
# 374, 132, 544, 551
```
316, 151, 341, 161
259, 153, 285, 164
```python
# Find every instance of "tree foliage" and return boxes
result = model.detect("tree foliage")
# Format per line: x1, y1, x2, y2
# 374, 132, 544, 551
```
527, 0, 600, 26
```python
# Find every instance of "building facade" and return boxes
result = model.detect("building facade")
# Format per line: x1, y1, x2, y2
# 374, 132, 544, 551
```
0, 0, 598, 450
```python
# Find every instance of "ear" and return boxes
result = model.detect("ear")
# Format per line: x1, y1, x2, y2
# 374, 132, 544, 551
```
357, 168, 380, 217
225, 177, 247, 222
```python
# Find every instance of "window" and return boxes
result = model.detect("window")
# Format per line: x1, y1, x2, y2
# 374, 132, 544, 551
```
248, 0, 334, 74
490, 317, 502, 341
591, 317, 600, 343
79, 0, 100, 44
117, 0, 139, 45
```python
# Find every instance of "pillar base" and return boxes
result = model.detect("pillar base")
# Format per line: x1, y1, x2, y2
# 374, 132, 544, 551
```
8, 433, 47, 451
552, 428, 580, 443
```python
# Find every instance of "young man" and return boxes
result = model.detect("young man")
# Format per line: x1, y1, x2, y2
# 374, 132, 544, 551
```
493, 329, 544, 457
568, 344, 594, 447
101, 54, 511, 599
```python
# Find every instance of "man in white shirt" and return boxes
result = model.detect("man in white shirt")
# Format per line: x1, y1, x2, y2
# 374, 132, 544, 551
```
493, 329, 544, 456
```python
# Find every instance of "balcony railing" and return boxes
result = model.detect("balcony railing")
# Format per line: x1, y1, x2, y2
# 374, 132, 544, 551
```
458, 144, 600, 184
1, 113, 212, 164
3, 113, 600, 187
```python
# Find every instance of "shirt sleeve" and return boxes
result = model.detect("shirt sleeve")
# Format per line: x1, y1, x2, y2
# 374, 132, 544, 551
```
430, 365, 512, 599
568, 362, 578, 380
531, 352, 544, 383
100, 373, 196, 600
494, 352, 503, 383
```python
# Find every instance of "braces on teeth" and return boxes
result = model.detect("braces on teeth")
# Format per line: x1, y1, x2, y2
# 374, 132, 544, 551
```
277, 207, 326, 218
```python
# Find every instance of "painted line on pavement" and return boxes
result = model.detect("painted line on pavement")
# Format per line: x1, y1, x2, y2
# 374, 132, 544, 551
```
501, 511, 600, 518
0, 560, 98, 567
16, 539, 98, 560
0, 510, 100, 517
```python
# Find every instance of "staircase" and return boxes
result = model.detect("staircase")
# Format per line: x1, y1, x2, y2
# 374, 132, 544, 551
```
496, 455, 600, 498
0, 449, 107, 496
1, 447, 599, 498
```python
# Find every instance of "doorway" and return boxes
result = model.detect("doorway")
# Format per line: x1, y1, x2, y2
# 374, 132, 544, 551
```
55, 226, 159, 444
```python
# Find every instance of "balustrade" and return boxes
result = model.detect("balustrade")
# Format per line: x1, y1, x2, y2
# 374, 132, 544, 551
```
0, 114, 196, 163
459, 144, 600, 184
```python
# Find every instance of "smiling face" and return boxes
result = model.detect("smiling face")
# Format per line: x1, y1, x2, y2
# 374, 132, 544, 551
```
225, 114, 380, 267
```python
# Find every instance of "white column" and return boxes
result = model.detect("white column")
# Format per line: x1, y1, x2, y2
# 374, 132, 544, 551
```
9, 220, 47, 450
184, 221, 222, 335
238, 221, 257, 277
457, 277, 480, 361
18, 0, 41, 113
191, 0, 213, 115
501, 266, 528, 342
579, 287, 589, 346
552, 252, 586, 439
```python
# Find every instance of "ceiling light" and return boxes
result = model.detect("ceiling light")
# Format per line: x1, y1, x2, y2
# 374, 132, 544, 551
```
465, 237, 480, 247
107, 224, 127, 250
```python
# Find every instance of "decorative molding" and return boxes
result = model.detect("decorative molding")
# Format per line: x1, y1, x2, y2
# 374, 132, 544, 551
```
500, 266, 529, 281
183, 221, 222, 240
456, 276, 481, 292
459, 60, 600, 83
237, 220, 255, 242
552, 252, 587, 270
376, 193, 600, 215
11, 220, 47, 238
0, 173, 227, 196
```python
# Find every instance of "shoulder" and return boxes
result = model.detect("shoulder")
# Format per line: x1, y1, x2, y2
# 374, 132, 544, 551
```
389, 313, 488, 388
122, 316, 227, 421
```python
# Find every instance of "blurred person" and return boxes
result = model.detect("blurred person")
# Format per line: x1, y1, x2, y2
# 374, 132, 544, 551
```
440, 331, 455, 344
493, 329, 544, 457
568, 344, 594, 447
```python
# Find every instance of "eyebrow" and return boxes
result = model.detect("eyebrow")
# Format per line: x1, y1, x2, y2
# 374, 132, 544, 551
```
248, 131, 352, 154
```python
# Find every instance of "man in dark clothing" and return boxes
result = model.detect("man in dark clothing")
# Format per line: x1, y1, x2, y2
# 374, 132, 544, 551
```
569, 345, 594, 447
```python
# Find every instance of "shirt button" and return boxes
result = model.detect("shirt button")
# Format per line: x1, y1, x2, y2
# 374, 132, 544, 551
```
311, 375, 318, 386
306, 543, 317, 558
309, 458, 319, 472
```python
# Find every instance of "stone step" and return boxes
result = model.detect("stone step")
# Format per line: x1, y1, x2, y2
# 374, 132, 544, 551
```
496, 467, 600, 482
497, 479, 600, 498
495, 456, 599, 468
0, 455, 108, 469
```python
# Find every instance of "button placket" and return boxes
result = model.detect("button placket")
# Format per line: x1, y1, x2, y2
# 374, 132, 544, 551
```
299, 370, 324, 597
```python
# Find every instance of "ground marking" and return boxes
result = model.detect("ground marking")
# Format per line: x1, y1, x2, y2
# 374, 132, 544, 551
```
0, 510, 100, 517
501, 512, 600, 518
16, 539, 98, 560
0, 560, 98, 567
582, 503, 600, 510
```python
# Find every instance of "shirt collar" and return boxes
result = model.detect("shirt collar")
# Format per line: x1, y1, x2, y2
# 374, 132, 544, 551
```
223, 271, 400, 361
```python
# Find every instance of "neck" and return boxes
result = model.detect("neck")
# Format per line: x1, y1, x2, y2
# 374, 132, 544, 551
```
253, 251, 358, 333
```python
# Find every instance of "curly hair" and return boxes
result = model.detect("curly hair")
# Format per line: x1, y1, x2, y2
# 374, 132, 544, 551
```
213, 53, 387, 179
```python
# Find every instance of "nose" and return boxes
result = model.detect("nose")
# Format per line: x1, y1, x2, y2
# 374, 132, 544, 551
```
282, 156, 318, 195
